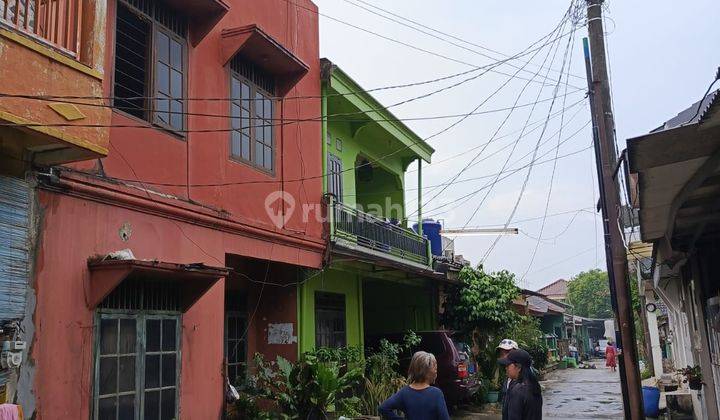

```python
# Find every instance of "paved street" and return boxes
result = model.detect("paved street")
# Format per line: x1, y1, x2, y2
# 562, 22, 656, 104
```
455, 360, 623, 419
542, 360, 623, 419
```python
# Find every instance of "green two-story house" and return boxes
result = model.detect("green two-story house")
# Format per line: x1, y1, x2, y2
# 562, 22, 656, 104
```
297, 59, 439, 353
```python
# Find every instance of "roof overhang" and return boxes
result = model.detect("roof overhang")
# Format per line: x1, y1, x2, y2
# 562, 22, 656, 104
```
164, 0, 229, 46
87, 259, 229, 310
321, 58, 434, 164
221, 25, 309, 96
627, 122, 720, 251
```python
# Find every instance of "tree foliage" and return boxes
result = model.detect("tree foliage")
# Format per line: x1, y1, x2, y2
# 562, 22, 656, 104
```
567, 269, 642, 320
566, 269, 613, 318
441, 266, 521, 385
441, 265, 521, 338
501, 316, 548, 371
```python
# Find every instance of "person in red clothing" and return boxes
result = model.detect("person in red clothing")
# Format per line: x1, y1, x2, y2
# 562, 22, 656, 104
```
605, 341, 617, 372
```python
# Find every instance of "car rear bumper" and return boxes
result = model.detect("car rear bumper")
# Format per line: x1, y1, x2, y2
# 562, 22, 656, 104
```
444, 379, 481, 402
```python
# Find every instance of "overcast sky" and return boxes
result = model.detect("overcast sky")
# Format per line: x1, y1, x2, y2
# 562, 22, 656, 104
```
312, 0, 719, 290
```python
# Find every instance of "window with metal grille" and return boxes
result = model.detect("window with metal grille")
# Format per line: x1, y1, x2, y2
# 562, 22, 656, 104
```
327, 153, 343, 202
113, 0, 186, 133
95, 280, 181, 420
315, 292, 346, 348
224, 312, 246, 386
230, 56, 275, 172
99, 278, 181, 312
224, 292, 247, 386
95, 314, 180, 420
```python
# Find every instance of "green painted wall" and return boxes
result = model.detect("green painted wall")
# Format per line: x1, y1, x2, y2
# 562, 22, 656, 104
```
326, 120, 406, 219
298, 268, 364, 354
541, 314, 565, 338
363, 280, 436, 335
356, 167, 405, 221
576, 325, 591, 355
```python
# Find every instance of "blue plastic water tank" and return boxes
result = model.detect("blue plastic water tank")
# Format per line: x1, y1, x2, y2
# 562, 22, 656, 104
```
412, 219, 442, 256
642, 386, 660, 418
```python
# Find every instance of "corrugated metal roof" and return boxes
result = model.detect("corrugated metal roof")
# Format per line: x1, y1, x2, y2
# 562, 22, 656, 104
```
650, 89, 720, 132
526, 295, 566, 315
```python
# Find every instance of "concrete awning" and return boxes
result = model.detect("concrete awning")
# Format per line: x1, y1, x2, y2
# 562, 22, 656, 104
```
86, 259, 229, 310
221, 25, 309, 96
165, 0, 229, 46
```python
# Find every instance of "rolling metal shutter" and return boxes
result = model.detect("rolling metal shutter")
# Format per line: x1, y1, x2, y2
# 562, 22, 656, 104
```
0, 175, 31, 322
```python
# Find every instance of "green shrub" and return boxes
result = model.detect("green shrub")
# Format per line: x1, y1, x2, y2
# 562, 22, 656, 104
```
526, 341, 549, 372
249, 352, 363, 419
359, 331, 419, 416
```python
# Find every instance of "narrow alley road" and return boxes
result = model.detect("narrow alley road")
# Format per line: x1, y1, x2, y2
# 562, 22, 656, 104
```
454, 360, 623, 419
541, 359, 623, 419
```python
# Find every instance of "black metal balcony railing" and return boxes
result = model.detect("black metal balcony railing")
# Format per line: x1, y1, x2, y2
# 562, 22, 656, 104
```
331, 201, 429, 267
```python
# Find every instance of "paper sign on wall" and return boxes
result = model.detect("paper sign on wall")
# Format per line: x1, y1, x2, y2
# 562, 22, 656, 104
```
268, 323, 297, 344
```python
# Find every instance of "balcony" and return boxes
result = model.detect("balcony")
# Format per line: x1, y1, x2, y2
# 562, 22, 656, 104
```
329, 200, 430, 269
0, 0, 110, 171
1, 0, 81, 55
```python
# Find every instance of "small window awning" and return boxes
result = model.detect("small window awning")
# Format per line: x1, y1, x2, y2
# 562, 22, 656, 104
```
220, 24, 309, 96
86, 259, 229, 311
164, 0, 229, 46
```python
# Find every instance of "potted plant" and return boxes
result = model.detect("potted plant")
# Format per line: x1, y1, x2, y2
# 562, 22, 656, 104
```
485, 378, 501, 403
678, 365, 703, 390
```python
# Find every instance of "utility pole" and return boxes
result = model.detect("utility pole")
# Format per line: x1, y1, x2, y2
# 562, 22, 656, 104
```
584, 0, 644, 418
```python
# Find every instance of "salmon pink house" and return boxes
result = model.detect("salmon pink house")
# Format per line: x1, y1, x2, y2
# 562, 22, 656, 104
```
0, 0, 325, 418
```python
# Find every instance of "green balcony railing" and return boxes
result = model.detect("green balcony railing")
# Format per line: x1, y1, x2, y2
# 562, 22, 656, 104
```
330, 200, 430, 267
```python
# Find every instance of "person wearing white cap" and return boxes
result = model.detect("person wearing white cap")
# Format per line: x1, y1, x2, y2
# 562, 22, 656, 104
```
497, 339, 519, 403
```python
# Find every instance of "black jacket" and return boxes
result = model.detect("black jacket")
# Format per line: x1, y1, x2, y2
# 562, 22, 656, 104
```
502, 380, 543, 420
499, 378, 513, 403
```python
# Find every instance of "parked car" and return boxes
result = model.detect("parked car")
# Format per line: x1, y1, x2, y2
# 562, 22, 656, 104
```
366, 331, 480, 405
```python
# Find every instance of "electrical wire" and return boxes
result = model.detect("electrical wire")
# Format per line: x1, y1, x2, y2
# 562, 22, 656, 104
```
418, 135, 592, 219
3, 4, 589, 205
480, 17, 579, 266
282, 0, 584, 88
406, 13, 573, 217
25, 27, 585, 194
519, 206, 587, 244
65, 125, 590, 194
590, 137, 600, 268
348, 0, 588, 83
0, 88, 585, 130
457, 207, 595, 229
683, 67, 720, 125
406, 99, 584, 174
519, 26, 578, 284
417, 119, 592, 218
421, 18, 569, 230
0, 27, 584, 107
526, 246, 596, 275
405, 97, 587, 208
340, 0, 585, 89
